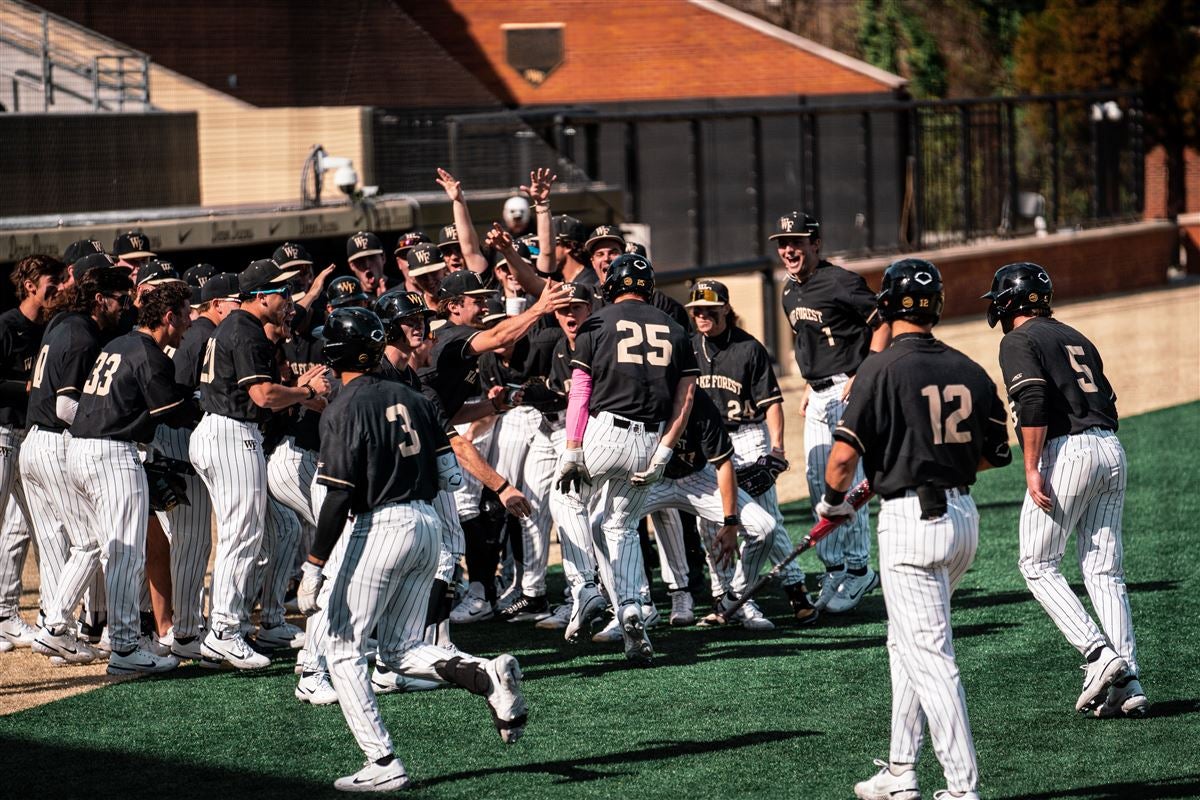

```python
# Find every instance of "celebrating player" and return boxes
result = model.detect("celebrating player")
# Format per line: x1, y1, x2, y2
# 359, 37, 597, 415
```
983, 262, 1146, 717
819, 259, 1011, 800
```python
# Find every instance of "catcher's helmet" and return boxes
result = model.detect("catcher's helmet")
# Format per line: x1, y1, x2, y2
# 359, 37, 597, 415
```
374, 288, 434, 342
321, 307, 386, 371
327, 275, 370, 308
601, 253, 655, 304
982, 262, 1053, 328
876, 258, 945, 324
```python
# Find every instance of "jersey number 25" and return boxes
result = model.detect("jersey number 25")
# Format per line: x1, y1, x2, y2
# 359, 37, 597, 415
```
616, 321, 672, 366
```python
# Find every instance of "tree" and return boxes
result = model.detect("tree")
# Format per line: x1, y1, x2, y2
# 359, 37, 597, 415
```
857, 0, 948, 98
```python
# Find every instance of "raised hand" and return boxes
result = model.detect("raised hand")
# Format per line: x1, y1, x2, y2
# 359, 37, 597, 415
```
520, 167, 557, 205
435, 167, 464, 202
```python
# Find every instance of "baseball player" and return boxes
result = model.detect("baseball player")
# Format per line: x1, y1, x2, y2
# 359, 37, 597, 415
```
295, 307, 526, 792
190, 257, 330, 670
405, 242, 449, 312
776, 212, 889, 613
22, 256, 131, 665
155, 272, 241, 660
435, 168, 491, 275
0, 255, 66, 648
112, 231, 156, 272
60, 282, 199, 674
555, 254, 698, 665
392, 231, 432, 294
821, 259, 1011, 800
687, 279, 818, 623
984, 262, 1146, 717
586, 225, 691, 329
345, 232, 390, 298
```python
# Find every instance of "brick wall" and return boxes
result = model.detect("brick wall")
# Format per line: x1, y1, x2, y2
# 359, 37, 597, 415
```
1144, 145, 1200, 218
1181, 213, 1200, 274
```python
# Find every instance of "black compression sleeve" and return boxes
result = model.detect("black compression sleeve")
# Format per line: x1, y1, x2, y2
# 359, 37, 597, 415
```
311, 487, 353, 563
1015, 383, 1048, 428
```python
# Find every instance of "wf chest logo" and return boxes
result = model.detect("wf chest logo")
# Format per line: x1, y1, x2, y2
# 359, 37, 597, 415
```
243, 439, 258, 453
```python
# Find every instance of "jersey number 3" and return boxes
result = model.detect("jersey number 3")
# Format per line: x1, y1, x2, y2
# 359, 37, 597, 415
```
616, 321, 672, 366
385, 403, 421, 457
921, 384, 972, 445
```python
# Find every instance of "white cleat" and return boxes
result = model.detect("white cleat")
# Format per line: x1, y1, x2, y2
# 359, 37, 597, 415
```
591, 616, 623, 643
826, 568, 880, 613
171, 635, 204, 661
257, 621, 306, 650
32, 627, 97, 664
295, 671, 340, 705
731, 598, 775, 631
1094, 676, 1149, 718
1077, 645, 1129, 713
370, 663, 443, 695
620, 605, 653, 666
565, 584, 607, 643
932, 791, 980, 800
334, 758, 409, 793
107, 646, 180, 675
811, 568, 846, 611
449, 583, 494, 624
201, 630, 270, 670
535, 602, 572, 631
0, 614, 38, 647
483, 654, 527, 744
854, 758, 921, 800
668, 590, 695, 626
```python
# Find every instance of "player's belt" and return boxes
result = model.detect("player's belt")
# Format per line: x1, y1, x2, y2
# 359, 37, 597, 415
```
611, 417, 650, 432
807, 372, 852, 392
881, 485, 970, 501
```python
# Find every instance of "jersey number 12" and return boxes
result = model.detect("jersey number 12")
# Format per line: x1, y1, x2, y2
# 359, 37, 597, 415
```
921, 384, 972, 445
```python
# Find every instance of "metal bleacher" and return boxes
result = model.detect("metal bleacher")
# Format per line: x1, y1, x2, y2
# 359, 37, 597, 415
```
0, 0, 150, 112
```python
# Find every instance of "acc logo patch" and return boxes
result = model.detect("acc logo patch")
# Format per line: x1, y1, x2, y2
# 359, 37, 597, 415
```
1028, 293, 1039, 302
902, 296, 914, 308
623, 277, 633, 286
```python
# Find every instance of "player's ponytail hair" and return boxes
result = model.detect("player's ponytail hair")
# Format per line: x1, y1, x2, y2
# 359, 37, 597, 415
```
137, 283, 193, 330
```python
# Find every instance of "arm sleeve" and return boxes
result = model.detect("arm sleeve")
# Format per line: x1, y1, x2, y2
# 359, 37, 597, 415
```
55, 395, 79, 425
564, 368, 592, 443
982, 388, 1014, 467
310, 486, 352, 563
231, 330, 278, 388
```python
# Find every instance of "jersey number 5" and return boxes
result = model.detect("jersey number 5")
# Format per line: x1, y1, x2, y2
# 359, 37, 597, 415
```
384, 403, 421, 457
616, 321, 672, 366
1064, 346, 1099, 393
921, 384, 972, 445
83, 354, 123, 397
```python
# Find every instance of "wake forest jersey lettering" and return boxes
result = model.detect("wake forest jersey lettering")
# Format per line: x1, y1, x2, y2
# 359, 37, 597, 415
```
570, 301, 699, 425
834, 333, 1011, 498
780, 260, 880, 381
693, 326, 783, 428
998, 317, 1118, 439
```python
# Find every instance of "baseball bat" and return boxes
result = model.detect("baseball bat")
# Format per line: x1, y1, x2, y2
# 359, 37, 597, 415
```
713, 478, 874, 624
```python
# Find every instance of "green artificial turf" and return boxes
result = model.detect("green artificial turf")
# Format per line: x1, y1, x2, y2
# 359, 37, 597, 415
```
2, 402, 1197, 799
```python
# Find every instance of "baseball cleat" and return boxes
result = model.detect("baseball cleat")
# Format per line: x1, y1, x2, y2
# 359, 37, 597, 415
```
371, 663, 443, 695
107, 646, 180, 675
334, 757, 409, 793
565, 584, 606, 643
854, 758, 921, 800
295, 671, 340, 705
535, 602, 572, 631
668, 590, 696, 626
1094, 676, 1149, 718
825, 567, 879, 613
32, 627, 97, 664
619, 605, 654, 666
483, 654, 528, 744
0, 640, 13, 652
1076, 645, 1129, 713
0, 614, 38, 647
449, 584, 494, 624
784, 581, 820, 625
256, 621, 306, 650
171, 635, 204, 661
496, 594, 550, 623
201, 630, 270, 670
591, 616, 622, 643
731, 598, 775, 631
143, 632, 173, 658
641, 602, 661, 629
931, 791, 980, 799
811, 567, 846, 611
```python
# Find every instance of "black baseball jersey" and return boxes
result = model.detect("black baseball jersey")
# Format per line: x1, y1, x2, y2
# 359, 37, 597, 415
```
781, 260, 880, 380
571, 301, 699, 424
172, 316, 215, 390
26, 313, 104, 432
70, 331, 191, 444
280, 321, 324, 452
664, 389, 735, 479
316, 374, 450, 512
418, 323, 482, 418
198, 309, 279, 424
652, 290, 691, 331
834, 333, 1011, 498
510, 321, 562, 383
998, 317, 1118, 438
0, 309, 45, 429
378, 356, 457, 438
693, 326, 783, 429
547, 335, 573, 396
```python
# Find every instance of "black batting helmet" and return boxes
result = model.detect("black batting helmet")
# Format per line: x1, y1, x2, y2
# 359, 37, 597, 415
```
876, 258, 945, 324
601, 254, 655, 304
321, 307, 387, 371
982, 262, 1054, 328
327, 275, 370, 308
375, 288, 434, 342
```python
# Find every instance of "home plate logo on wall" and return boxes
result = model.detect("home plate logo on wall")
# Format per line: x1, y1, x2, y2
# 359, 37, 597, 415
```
503, 23, 565, 87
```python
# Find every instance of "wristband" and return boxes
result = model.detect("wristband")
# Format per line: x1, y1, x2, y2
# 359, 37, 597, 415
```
496, 479, 511, 494
304, 384, 317, 400
823, 487, 847, 505
533, 203, 549, 211
723, 515, 740, 527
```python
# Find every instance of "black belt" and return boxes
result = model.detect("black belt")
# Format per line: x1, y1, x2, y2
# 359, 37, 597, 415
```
808, 373, 852, 392
881, 485, 970, 501
613, 418, 634, 429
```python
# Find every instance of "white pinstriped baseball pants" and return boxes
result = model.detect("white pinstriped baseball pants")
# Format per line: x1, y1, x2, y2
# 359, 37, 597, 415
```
1019, 428, 1138, 674
805, 377, 871, 569
452, 421, 496, 522
268, 436, 319, 581
321, 501, 470, 762
190, 413, 267, 636
153, 424, 213, 640
0, 426, 33, 619
250, 498, 300, 629
494, 407, 559, 596
879, 490, 979, 795
66, 438, 149, 653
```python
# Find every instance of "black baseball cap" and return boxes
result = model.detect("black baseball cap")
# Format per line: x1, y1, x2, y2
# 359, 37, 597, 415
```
406, 243, 446, 277
136, 259, 185, 287
71, 252, 117, 282
346, 231, 384, 263
200, 273, 241, 303
686, 279, 730, 308
553, 215, 586, 244
113, 231, 156, 259
769, 212, 820, 240
184, 263, 218, 287
437, 224, 461, 250
563, 282, 595, 305
273, 242, 314, 270
437, 270, 496, 302
63, 239, 105, 265
625, 241, 648, 257
328, 275, 370, 308
481, 294, 508, 325
393, 231, 431, 257
585, 225, 624, 253
240, 258, 300, 294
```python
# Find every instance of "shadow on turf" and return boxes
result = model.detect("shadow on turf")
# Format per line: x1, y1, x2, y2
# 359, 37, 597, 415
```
411, 728, 820, 788
953, 580, 1181, 611
993, 775, 1200, 799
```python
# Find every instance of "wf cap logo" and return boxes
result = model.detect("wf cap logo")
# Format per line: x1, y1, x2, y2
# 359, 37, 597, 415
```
336, 280, 357, 295
779, 216, 795, 232
353, 234, 370, 249
414, 249, 432, 265
282, 244, 299, 259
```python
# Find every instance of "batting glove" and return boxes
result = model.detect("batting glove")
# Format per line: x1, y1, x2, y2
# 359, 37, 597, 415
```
631, 444, 675, 487
556, 448, 589, 494
814, 497, 854, 521
298, 562, 325, 616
